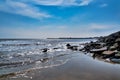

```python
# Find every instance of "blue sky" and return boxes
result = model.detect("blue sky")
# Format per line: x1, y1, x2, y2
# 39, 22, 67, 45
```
0, 0, 120, 38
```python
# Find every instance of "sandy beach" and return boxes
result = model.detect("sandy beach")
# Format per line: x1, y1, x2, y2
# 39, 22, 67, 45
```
2, 52, 120, 80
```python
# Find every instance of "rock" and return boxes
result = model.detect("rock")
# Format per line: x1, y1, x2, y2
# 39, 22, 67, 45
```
66, 43, 78, 51
83, 45, 91, 52
109, 46, 116, 50
83, 31, 120, 63
66, 43, 71, 49
42, 48, 49, 53
53, 48, 59, 50
115, 38, 120, 42
70, 46, 78, 51
99, 31, 120, 45
83, 42, 105, 52
102, 50, 117, 59
113, 43, 118, 48
113, 52, 120, 59
90, 47, 107, 53
79, 48, 84, 51
110, 59, 120, 63
92, 53, 101, 59
68, 46, 78, 51
102, 51, 117, 55
66, 44, 71, 47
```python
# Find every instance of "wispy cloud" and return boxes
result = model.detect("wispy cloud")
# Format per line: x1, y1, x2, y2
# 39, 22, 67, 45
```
79, 0, 93, 6
12, 0, 94, 6
0, 0, 51, 19
0, 0, 94, 19
33, 0, 93, 6
99, 3, 108, 8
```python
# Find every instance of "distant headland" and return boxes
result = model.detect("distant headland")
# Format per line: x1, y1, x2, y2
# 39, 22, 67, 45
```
47, 37, 98, 39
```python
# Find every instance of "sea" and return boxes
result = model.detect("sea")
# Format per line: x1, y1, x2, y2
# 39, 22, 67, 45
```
0, 39, 95, 76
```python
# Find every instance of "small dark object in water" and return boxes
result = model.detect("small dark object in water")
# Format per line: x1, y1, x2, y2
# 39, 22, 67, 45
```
66, 43, 71, 49
53, 48, 59, 50
66, 44, 71, 48
42, 48, 49, 53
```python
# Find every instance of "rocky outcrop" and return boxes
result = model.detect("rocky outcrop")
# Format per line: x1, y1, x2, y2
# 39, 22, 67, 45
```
98, 31, 120, 47
82, 31, 120, 63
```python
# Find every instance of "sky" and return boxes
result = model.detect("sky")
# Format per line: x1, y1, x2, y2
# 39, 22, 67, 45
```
0, 0, 120, 38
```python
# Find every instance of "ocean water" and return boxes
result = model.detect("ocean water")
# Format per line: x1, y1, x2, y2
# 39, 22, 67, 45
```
0, 39, 95, 76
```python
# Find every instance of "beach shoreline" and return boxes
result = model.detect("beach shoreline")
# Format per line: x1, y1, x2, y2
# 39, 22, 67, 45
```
1, 31, 120, 80
2, 52, 120, 80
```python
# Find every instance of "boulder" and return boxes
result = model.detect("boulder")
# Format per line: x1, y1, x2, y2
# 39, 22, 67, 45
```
110, 59, 120, 63
113, 52, 120, 59
90, 47, 107, 53
115, 38, 120, 42
109, 46, 116, 50
102, 50, 117, 59
102, 51, 117, 55
66, 43, 78, 51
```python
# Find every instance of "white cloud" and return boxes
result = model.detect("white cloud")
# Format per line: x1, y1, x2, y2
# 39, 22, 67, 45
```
79, 0, 93, 6
34, 0, 93, 6
99, 3, 108, 8
12, 0, 93, 6
0, 0, 94, 19
32, 0, 63, 6
0, 0, 51, 19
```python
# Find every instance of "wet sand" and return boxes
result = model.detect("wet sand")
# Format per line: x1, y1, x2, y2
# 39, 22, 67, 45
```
4, 52, 120, 80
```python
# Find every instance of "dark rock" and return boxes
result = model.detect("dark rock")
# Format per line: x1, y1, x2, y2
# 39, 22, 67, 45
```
92, 53, 102, 59
102, 51, 117, 59
98, 31, 120, 46
66, 44, 71, 47
90, 47, 107, 53
53, 48, 59, 50
110, 59, 120, 63
113, 52, 120, 59
109, 46, 116, 51
66, 43, 78, 51
82, 31, 120, 63
42, 48, 49, 53
66, 43, 71, 49
68, 46, 78, 51
70, 46, 78, 51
